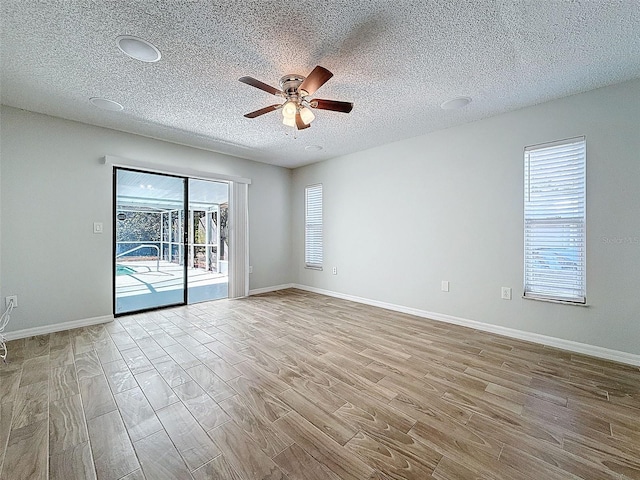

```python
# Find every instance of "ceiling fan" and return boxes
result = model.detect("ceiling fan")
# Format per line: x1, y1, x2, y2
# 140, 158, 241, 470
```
239, 66, 353, 130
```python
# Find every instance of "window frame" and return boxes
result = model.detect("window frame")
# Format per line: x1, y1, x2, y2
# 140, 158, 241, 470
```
304, 184, 323, 270
523, 136, 587, 305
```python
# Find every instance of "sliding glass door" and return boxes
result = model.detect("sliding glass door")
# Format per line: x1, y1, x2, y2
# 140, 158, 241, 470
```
187, 178, 229, 304
114, 169, 230, 315
114, 169, 186, 314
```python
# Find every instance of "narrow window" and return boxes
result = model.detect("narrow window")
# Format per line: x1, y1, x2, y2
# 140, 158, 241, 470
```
305, 184, 323, 269
524, 137, 586, 304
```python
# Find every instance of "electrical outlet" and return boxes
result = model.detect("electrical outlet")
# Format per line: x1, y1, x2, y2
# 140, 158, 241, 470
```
441, 281, 449, 292
332, 267, 337, 275
5, 295, 17, 308
501, 287, 512, 300
93, 222, 103, 234
249, 266, 253, 274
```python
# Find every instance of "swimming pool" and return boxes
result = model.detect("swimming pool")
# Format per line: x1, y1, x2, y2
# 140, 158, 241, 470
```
116, 264, 137, 276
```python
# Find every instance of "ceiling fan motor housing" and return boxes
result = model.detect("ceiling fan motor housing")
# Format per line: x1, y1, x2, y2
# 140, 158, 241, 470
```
279, 74, 305, 99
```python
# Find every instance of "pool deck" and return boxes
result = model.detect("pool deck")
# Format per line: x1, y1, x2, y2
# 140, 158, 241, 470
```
115, 260, 228, 312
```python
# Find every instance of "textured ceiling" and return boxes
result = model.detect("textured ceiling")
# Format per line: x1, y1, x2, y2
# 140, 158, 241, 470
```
1, 1, 639, 168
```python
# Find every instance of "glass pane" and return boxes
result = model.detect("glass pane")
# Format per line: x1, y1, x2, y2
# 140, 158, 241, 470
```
524, 138, 586, 302
115, 169, 186, 314
187, 178, 229, 304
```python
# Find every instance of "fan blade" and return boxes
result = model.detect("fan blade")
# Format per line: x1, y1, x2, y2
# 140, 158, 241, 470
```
310, 98, 354, 113
239, 76, 284, 96
298, 66, 333, 96
295, 111, 310, 130
244, 104, 282, 118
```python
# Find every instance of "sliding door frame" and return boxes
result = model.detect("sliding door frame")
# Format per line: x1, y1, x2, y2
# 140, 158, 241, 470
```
113, 167, 189, 317
105, 154, 250, 313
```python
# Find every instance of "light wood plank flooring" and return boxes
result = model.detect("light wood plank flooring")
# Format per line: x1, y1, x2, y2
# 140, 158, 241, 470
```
1, 288, 639, 479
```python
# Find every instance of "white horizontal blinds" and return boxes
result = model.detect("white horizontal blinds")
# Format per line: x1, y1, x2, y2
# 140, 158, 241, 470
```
305, 184, 323, 269
524, 137, 586, 303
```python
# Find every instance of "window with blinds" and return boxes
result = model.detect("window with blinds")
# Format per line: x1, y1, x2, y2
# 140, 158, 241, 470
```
305, 184, 323, 269
524, 137, 586, 304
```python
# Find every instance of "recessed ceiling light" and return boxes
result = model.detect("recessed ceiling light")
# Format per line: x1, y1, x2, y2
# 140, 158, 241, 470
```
116, 35, 161, 62
440, 96, 472, 110
89, 97, 124, 111
305, 145, 323, 151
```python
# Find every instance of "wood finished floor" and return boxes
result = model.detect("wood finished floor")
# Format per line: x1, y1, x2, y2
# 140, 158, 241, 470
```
0, 288, 639, 480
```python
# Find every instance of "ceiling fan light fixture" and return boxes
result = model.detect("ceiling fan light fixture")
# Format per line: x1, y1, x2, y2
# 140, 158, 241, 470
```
299, 106, 315, 125
282, 116, 295, 127
282, 101, 298, 119
116, 35, 161, 63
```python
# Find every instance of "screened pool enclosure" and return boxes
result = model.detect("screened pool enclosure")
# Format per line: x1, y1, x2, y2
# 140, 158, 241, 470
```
115, 169, 229, 314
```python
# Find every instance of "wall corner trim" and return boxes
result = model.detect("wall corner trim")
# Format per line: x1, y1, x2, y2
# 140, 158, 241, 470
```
291, 284, 640, 367
4, 315, 114, 341
249, 283, 295, 296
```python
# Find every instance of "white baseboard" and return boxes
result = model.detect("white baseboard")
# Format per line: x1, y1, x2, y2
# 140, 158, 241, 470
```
292, 284, 640, 367
4, 315, 114, 341
249, 283, 294, 296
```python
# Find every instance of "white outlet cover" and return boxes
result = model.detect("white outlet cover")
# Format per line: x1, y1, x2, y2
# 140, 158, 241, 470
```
501, 287, 512, 300
93, 222, 103, 234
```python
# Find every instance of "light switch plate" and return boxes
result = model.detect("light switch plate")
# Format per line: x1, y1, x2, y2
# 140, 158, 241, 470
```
93, 222, 103, 234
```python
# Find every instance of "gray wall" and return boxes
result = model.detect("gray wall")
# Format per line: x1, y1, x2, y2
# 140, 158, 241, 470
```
2, 78, 639, 356
0, 106, 292, 332
292, 79, 640, 355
